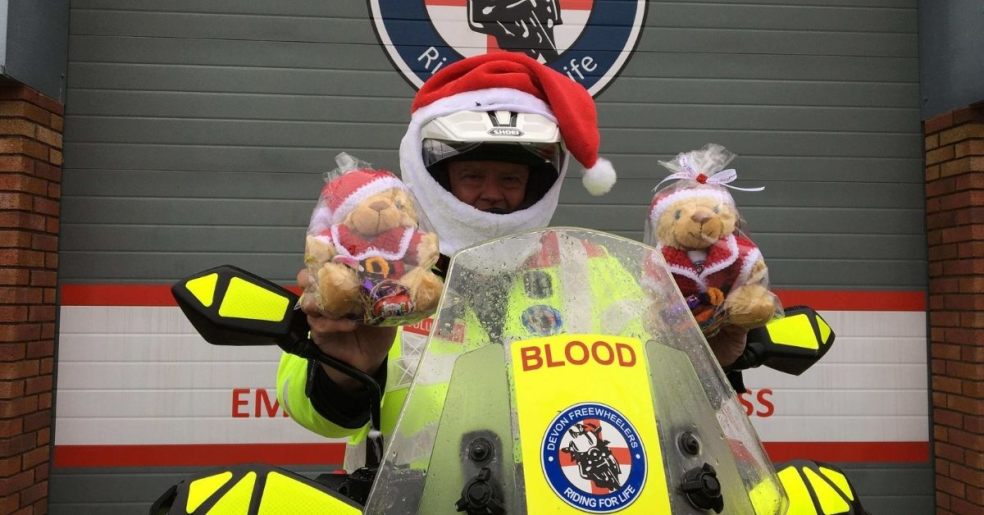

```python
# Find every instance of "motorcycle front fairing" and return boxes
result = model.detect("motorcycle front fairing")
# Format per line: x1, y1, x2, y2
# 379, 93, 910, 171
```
364, 228, 786, 514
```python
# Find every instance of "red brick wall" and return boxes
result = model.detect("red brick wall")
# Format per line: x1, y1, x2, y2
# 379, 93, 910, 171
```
0, 80, 62, 515
924, 103, 984, 515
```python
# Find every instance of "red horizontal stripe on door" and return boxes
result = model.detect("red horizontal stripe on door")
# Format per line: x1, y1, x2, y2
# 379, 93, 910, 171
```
53, 441, 927, 468
764, 441, 928, 464
60, 284, 302, 307
60, 284, 926, 311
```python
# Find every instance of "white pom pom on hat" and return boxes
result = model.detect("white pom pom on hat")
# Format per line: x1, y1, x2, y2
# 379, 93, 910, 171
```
411, 52, 616, 196
582, 157, 616, 196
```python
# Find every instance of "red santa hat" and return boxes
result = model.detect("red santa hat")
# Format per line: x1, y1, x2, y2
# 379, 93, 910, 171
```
411, 52, 616, 196
320, 168, 405, 225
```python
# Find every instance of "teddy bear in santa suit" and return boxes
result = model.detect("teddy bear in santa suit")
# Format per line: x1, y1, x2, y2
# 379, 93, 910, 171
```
643, 144, 780, 367
306, 166, 441, 321
648, 186, 767, 330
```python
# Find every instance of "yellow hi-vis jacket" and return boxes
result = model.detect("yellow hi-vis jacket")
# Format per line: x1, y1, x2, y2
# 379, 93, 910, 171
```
277, 237, 645, 470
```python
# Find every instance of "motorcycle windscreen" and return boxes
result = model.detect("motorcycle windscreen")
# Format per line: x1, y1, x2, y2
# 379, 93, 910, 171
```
364, 228, 786, 514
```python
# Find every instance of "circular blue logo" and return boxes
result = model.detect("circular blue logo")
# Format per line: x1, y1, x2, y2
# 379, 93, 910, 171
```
541, 403, 646, 512
368, 0, 648, 96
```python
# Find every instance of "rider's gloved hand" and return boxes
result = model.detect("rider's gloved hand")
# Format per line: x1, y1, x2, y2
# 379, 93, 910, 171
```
708, 324, 748, 368
297, 268, 396, 392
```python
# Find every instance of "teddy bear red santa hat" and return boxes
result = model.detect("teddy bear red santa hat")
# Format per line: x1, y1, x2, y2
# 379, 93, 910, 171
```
308, 166, 406, 235
400, 52, 616, 255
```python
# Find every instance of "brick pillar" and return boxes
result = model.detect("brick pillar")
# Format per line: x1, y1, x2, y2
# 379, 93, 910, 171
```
0, 80, 63, 514
924, 103, 984, 515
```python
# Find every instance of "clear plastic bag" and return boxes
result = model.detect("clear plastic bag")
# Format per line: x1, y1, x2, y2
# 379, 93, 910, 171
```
642, 144, 781, 346
305, 153, 443, 326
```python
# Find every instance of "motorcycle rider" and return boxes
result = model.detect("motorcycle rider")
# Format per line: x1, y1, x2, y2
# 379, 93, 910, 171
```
277, 52, 620, 468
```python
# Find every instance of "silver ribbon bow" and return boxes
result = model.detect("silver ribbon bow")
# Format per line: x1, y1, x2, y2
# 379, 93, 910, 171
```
654, 153, 764, 192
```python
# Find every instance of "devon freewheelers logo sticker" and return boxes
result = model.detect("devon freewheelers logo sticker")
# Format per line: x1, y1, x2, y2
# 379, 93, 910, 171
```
542, 403, 646, 512
369, 0, 647, 96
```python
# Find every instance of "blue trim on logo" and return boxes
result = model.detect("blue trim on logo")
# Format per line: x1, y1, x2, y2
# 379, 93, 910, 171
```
541, 402, 646, 513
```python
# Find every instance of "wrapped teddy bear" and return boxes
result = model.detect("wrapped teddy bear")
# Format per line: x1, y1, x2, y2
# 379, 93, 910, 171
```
643, 144, 781, 367
305, 154, 443, 326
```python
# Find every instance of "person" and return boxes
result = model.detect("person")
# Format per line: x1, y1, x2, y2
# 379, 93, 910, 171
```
276, 52, 619, 469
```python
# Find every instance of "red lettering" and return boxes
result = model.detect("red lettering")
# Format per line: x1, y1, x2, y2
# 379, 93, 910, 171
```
566, 341, 589, 365
520, 340, 640, 372
406, 318, 433, 336
255, 388, 288, 417
737, 389, 775, 418
545, 344, 565, 368
756, 388, 774, 417
232, 388, 249, 418
737, 392, 754, 416
521, 346, 543, 371
592, 341, 614, 365
615, 343, 636, 366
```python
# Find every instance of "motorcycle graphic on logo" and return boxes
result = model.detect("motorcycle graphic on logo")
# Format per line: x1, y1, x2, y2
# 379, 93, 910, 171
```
562, 422, 622, 491
541, 403, 647, 513
467, 0, 562, 61
369, 0, 647, 95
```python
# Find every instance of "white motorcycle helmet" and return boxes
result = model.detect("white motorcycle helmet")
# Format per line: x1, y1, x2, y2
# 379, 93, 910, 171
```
400, 94, 574, 255
420, 109, 566, 211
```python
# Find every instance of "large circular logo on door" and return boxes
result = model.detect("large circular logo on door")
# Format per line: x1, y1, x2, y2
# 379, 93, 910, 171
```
541, 403, 647, 512
368, 0, 647, 96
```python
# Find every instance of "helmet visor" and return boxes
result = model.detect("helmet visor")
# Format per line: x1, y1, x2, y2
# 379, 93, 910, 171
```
422, 139, 563, 173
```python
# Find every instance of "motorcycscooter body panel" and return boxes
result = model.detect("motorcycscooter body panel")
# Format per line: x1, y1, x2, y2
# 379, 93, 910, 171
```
364, 228, 785, 514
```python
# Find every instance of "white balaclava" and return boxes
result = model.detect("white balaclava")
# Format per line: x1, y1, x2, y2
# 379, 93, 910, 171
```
400, 88, 569, 255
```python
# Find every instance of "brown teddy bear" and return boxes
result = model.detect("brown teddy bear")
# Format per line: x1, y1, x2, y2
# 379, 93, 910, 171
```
305, 166, 442, 325
644, 144, 780, 367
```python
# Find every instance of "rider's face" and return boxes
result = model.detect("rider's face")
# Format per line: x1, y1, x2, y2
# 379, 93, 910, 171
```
447, 161, 530, 214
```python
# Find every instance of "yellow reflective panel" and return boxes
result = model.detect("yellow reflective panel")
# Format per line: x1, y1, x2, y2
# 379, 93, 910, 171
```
766, 314, 819, 350
218, 277, 289, 322
777, 467, 818, 515
258, 471, 361, 515
816, 315, 832, 346
804, 468, 851, 514
819, 466, 855, 502
186, 471, 233, 513
207, 471, 256, 515
186, 273, 218, 308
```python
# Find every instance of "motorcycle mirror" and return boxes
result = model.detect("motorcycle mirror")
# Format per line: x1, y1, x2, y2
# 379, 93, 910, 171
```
734, 306, 835, 375
171, 265, 308, 350
172, 265, 386, 466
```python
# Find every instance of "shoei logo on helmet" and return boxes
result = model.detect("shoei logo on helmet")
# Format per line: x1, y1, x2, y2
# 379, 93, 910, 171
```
368, 0, 648, 96
489, 127, 523, 137
542, 403, 646, 512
